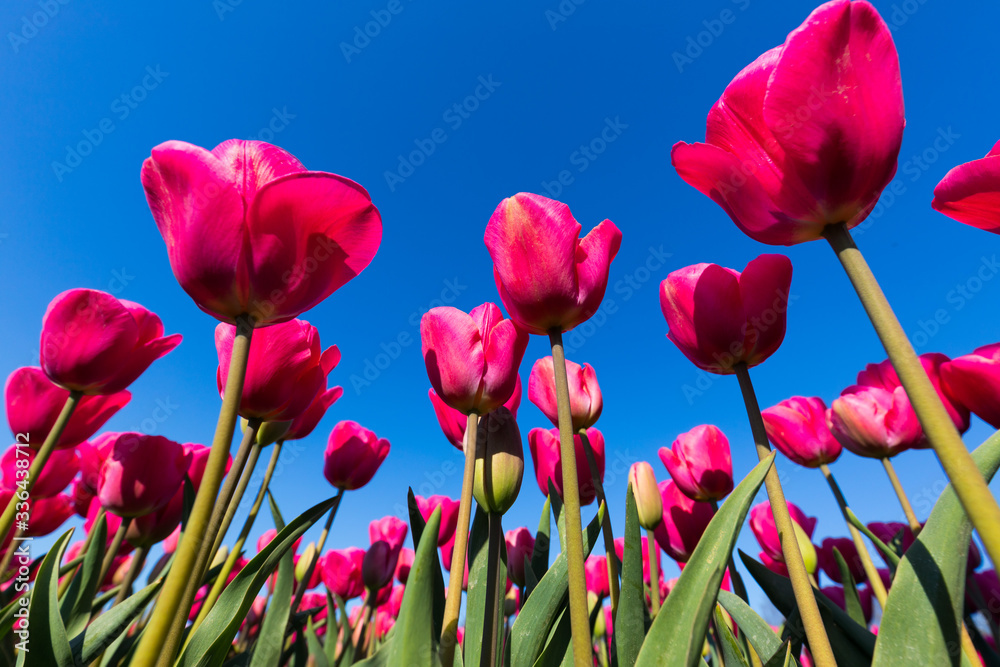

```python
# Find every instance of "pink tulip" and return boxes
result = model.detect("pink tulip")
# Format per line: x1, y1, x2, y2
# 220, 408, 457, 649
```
653, 480, 715, 562
1, 445, 78, 498
749, 501, 816, 563
941, 344, 1000, 429
369, 516, 408, 559
671, 0, 904, 245
321, 547, 366, 600
76, 441, 104, 493
932, 140, 1000, 234
505, 527, 535, 587
71, 479, 95, 518
762, 396, 842, 468
395, 548, 414, 584
322, 421, 390, 490
528, 356, 602, 431
388, 583, 405, 617
85, 497, 174, 551
867, 521, 914, 565
21, 494, 74, 538
484, 193, 622, 335
527, 427, 605, 505
585, 555, 610, 598
414, 495, 460, 547
660, 255, 792, 374
283, 384, 344, 441
440, 534, 457, 573
817, 537, 866, 584
363, 541, 396, 592
5, 367, 131, 449
827, 385, 922, 458
760, 550, 790, 577
217, 320, 337, 422
659, 424, 734, 501
39, 289, 181, 395
142, 139, 382, 325
420, 303, 528, 415
96, 433, 191, 517
428, 377, 521, 451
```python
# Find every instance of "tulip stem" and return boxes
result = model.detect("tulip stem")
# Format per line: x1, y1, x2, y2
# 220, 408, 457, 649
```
440, 411, 479, 667
209, 439, 264, 559
0, 391, 81, 544
709, 499, 751, 606
98, 516, 132, 588
646, 529, 660, 617
818, 464, 888, 606
734, 362, 836, 667
111, 545, 148, 608
549, 330, 592, 667
133, 313, 254, 667
578, 428, 620, 624
482, 512, 504, 667
0, 524, 27, 588
824, 222, 1000, 567
880, 457, 922, 535
290, 487, 344, 618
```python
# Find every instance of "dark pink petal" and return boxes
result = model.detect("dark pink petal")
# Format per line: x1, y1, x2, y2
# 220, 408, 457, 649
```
211, 140, 305, 203
738, 254, 792, 366
661, 264, 744, 373
572, 219, 623, 330
420, 308, 485, 415
932, 141, 1000, 234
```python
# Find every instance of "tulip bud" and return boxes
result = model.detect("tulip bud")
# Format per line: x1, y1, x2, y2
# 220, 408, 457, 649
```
362, 541, 395, 592
296, 543, 318, 582
212, 546, 229, 570
253, 419, 292, 446
629, 462, 663, 530
473, 408, 524, 515
794, 522, 818, 576
504, 588, 520, 616
593, 597, 607, 637
504, 527, 535, 587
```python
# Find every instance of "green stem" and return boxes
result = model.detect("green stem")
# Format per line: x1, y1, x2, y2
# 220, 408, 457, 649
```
132, 313, 254, 667
578, 428, 620, 624
646, 528, 660, 617
111, 545, 148, 608
709, 499, 751, 606
734, 363, 836, 667
881, 457, 922, 536
289, 488, 344, 617
482, 512, 504, 667
98, 516, 132, 587
210, 439, 264, 558
549, 330, 591, 667
440, 411, 479, 667
824, 222, 1000, 569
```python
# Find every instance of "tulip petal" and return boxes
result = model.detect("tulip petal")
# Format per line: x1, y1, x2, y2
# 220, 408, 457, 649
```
420, 308, 485, 414
662, 264, 744, 372
932, 143, 1000, 233
574, 219, 623, 321
479, 318, 527, 412
738, 254, 792, 366
211, 140, 305, 202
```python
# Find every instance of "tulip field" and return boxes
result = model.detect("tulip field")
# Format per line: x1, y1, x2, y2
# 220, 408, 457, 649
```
6, 0, 1000, 666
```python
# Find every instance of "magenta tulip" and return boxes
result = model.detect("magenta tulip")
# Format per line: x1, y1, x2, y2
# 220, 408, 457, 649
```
22, 494, 74, 538
484, 193, 622, 335
395, 548, 414, 584
867, 521, 914, 565
369, 516, 407, 569
5, 367, 131, 449
527, 427, 605, 505
39, 289, 181, 395
653, 479, 715, 562
71, 479, 95, 518
414, 495, 460, 547
660, 254, 792, 374
283, 385, 344, 442
762, 396, 842, 468
585, 555, 610, 598
817, 537, 866, 584
363, 541, 396, 592
321, 547, 366, 600
932, 140, 1000, 234
420, 303, 528, 415
671, 0, 904, 246
827, 385, 922, 458
1, 445, 78, 498
323, 421, 390, 491
96, 433, 191, 518
505, 527, 535, 587
528, 356, 602, 431
941, 344, 1000, 429
750, 501, 816, 563
142, 139, 382, 325
428, 377, 521, 451
659, 424, 734, 501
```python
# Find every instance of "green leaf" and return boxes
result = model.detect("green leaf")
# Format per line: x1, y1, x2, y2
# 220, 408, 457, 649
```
846, 509, 899, 569
525, 495, 552, 603
510, 501, 605, 667
532, 607, 570, 667
177, 495, 339, 667
248, 495, 295, 667
714, 605, 750, 667
71, 578, 162, 665
407, 487, 446, 641
19, 528, 74, 666
831, 547, 865, 626
634, 454, 774, 667
548, 480, 566, 555
616, 486, 644, 667
60, 515, 105, 637
464, 508, 506, 667
304, 618, 330, 667
717, 591, 797, 667
873, 428, 1000, 667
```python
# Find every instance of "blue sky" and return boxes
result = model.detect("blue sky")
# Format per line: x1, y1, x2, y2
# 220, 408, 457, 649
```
3, 0, 1000, 617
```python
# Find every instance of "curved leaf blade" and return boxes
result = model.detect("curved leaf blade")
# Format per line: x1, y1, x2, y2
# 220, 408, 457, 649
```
616, 485, 644, 667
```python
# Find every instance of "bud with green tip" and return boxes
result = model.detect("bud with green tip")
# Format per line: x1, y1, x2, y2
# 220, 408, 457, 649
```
473, 407, 524, 515
629, 461, 663, 530
296, 542, 318, 582
793, 521, 818, 576
254, 419, 292, 446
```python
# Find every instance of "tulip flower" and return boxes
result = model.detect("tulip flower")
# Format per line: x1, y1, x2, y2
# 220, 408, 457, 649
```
363, 541, 396, 592
321, 547, 366, 600
323, 421, 390, 491
39, 289, 181, 395
932, 140, 1000, 234
653, 480, 714, 563
762, 397, 842, 468
473, 407, 524, 515
1, 445, 78, 498
141, 139, 382, 325
395, 548, 414, 585
217, 320, 338, 423
671, 0, 904, 246
420, 303, 528, 415
867, 521, 914, 563
941, 344, 1000, 429
281, 384, 344, 442
528, 356, 602, 431
659, 424, 734, 501
629, 462, 663, 530
750, 501, 817, 564
660, 254, 792, 374
21, 494, 74, 537
428, 377, 521, 451
388, 583, 406, 617
827, 385, 922, 459
505, 527, 535, 587
369, 516, 408, 559
484, 193, 622, 335
585, 555, 610, 599
5, 367, 131, 449
817, 537, 866, 585
414, 495, 460, 547
527, 427, 605, 505
97, 433, 191, 518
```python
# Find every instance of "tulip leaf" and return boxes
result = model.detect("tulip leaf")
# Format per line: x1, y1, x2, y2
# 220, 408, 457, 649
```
873, 428, 1000, 667
71, 577, 162, 665
714, 605, 750, 667
324, 592, 338, 666
304, 618, 330, 667
509, 501, 605, 667
533, 599, 601, 667
407, 487, 446, 640
18, 528, 74, 666
465, 507, 507, 667
717, 591, 798, 666
248, 495, 295, 667
525, 495, 552, 603
616, 485, 645, 667
60, 515, 106, 637
177, 495, 339, 667
548, 479, 567, 555
633, 455, 773, 667
831, 547, 865, 626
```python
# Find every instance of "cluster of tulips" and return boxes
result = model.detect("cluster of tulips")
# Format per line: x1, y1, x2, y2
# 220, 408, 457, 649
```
6, 0, 1000, 665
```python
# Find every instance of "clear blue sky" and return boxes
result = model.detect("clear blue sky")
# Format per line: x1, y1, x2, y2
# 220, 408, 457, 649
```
3, 0, 1000, 616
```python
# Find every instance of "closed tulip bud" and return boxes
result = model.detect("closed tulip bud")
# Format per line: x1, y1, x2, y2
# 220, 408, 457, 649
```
762, 397, 842, 468
659, 425, 734, 501
593, 596, 607, 636
505, 588, 520, 616
505, 527, 535, 587
941, 343, 1000, 429
629, 462, 663, 530
362, 541, 395, 591
528, 357, 602, 431
296, 543, 318, 582
653, 480, 714, 562
395, 548, 414, 584
795, 522, 818, 576
97, 433, 191, 518
484, 193, 622, 335
933, 140, 1000, 235
660, 255, 792, 374
827, 385, 922, 458
585, 555, 610, 599
473, 407, 524, 515
253, 419, 292, 446
321, 547, 366, 600
749, 501, 817, 565
428, 379, 522, 451
323, 421, 390, 491
528, 427, 605, 505
415, 495, 460, 547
